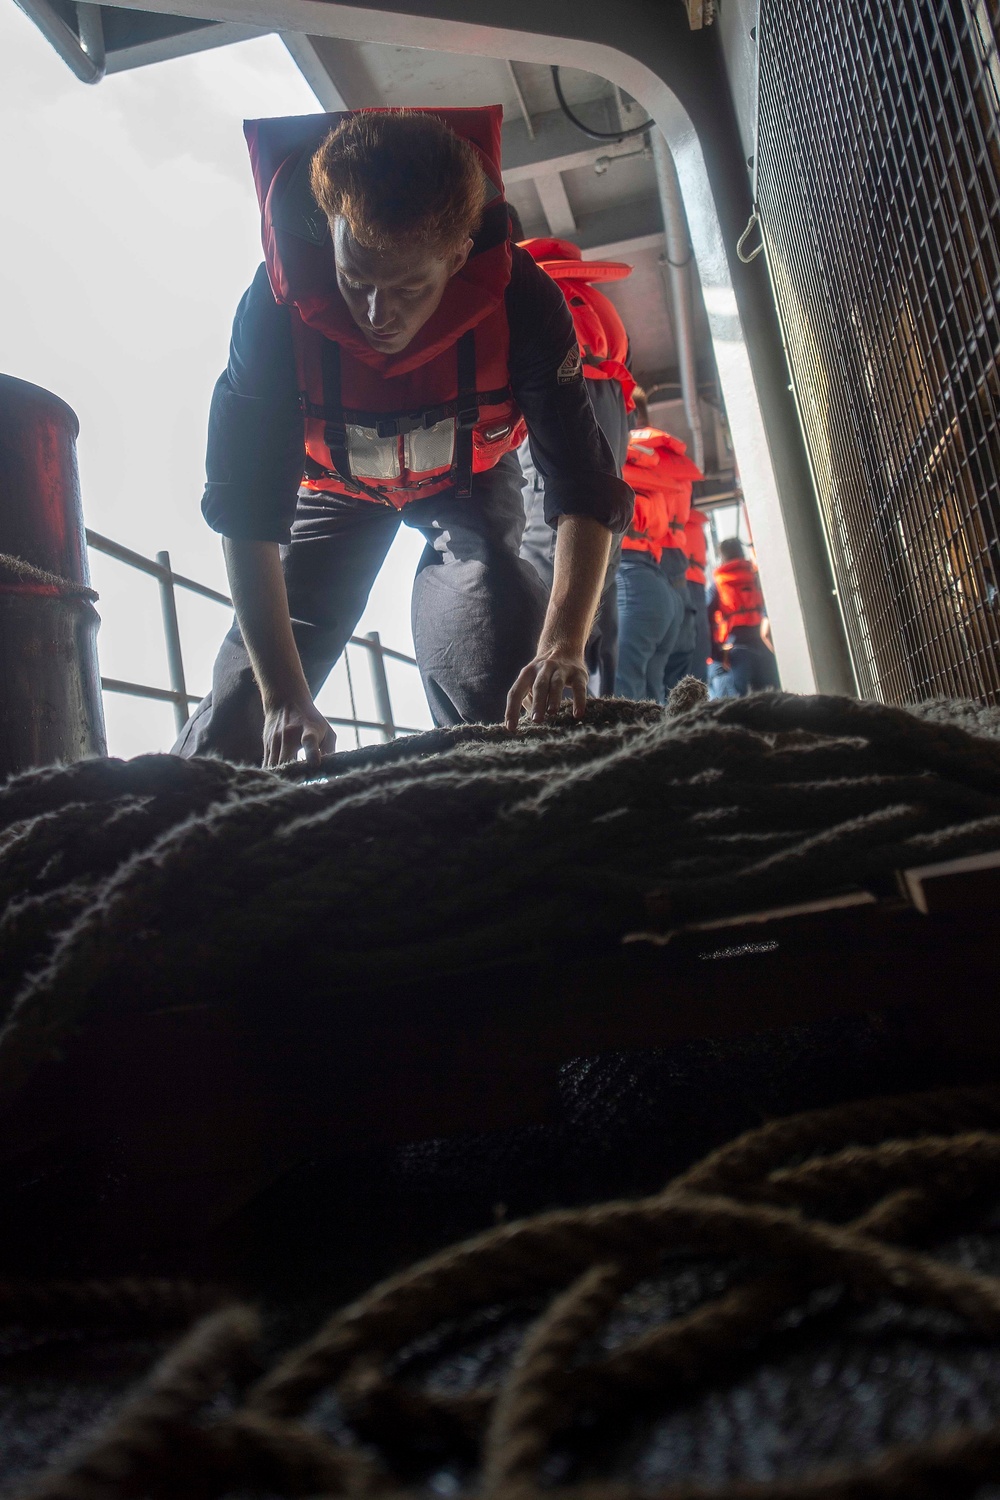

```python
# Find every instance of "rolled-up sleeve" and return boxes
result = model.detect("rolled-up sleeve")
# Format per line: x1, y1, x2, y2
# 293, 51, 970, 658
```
201, 264, 305, 543
506, 247, 634, 536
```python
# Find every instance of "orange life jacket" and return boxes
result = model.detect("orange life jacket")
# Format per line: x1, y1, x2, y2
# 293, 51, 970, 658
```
712, 557, 765, 643
621, 427, 703, 562
685, 509, 708, 585
245, 107, 526, 508
518, 237, 636, 411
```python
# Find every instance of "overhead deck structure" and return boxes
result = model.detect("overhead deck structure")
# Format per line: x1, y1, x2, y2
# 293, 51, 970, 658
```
27, 0, 1000, 711
15, 0, 854, 697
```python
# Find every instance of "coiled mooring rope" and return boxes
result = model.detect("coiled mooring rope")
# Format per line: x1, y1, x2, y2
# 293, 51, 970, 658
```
14, 1083, 1000, 1499
3, 688, 1000, 1106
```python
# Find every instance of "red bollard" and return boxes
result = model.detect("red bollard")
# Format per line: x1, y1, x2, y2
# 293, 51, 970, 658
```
0, 374, 106, 779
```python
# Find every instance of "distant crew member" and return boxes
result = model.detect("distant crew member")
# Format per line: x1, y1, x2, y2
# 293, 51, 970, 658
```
615, 394, 703, 702
683, 506, 711, 684
511, 225, 634, 695
173, 107, 632, 766
707, 537, 780, 696
659, 433, 703, 696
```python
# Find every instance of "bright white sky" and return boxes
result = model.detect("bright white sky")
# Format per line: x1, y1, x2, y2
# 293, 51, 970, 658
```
1, 3, 432, 756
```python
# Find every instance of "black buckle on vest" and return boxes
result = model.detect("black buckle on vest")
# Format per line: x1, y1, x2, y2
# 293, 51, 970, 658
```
325, 424, 350, 456
375, 406, 449, 439
456, 400, 479, 431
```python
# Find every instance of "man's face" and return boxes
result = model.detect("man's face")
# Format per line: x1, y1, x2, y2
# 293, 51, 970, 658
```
333, 218, 472, 355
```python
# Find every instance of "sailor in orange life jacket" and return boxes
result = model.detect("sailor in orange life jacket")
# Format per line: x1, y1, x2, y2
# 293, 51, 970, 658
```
707, 537, 781, 697
509, 216, 635, 697
171, 108, 633, 768
683, 507, 711, 685
615, 390, 704, 704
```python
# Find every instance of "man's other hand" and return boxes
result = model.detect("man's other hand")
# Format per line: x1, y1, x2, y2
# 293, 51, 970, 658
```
263, 698, 336, 768
505, 647, 588, 730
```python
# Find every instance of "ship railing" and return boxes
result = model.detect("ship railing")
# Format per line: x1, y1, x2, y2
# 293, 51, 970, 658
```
85, 530, 422, 745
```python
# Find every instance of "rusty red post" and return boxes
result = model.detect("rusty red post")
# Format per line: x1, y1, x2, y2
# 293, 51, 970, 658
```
0, 374, 106, 779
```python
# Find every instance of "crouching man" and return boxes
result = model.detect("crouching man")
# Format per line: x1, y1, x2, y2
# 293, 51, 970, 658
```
173, 107, 633, 766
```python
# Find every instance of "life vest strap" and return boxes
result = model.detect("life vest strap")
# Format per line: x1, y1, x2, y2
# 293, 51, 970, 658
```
454, 329, 477, 500
320, 340, 356, 490
305, 330, 496, 502
297, 388, 513, 435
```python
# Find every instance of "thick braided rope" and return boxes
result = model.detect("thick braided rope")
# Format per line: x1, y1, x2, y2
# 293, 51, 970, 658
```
4, 695, 1000, 1106
16, 1085, 1000, 1499
0, 553, 97, 602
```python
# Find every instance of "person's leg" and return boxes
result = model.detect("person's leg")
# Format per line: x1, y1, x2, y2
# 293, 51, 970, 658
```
708, 659, 738, 699
174, 490, 399, 763
662, 593, 696, 693
517, 439, 556, 594
645, 576, 686, 703
727, 646, 757, 696
743, 641, 782, 692
615, 555, 671, 701
407, 453, 548, 725
590, 537, 622, 696
687, 581, 711, 684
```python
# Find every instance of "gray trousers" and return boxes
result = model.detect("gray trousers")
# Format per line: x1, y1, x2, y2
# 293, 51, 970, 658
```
174, 453, 548, 764
518, 379, 627, 696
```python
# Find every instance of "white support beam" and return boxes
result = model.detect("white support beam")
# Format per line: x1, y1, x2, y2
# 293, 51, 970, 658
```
280, 33, 349, 107
534, 171, 576, 236
502, 131, 642, 184
582, 231, 664, 260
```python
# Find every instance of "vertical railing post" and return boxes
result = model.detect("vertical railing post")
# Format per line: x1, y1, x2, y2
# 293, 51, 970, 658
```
364, 630, 396, 741
156, 550, 188, 736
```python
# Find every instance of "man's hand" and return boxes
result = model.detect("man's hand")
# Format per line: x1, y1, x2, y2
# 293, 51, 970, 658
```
504, 514, 611, 731
505, 646, 588, 730
263, 696, 336, 768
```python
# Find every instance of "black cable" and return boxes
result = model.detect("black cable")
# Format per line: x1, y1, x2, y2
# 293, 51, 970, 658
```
550, 66, 653, 141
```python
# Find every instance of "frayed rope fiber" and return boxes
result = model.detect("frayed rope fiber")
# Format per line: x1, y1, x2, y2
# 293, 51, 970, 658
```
4, 688, 1000, 1103
16, 1083, 1000, 1499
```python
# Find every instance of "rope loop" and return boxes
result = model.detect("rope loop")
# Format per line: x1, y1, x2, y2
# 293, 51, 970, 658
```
16, 1087, 1000, 1499
737, 210, 765, 263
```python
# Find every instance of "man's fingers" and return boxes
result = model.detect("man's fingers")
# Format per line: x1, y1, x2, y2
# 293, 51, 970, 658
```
300, 727, 322, 768
505, 665, 536, 730
545, 670, 567, 717
531, 662, 556, 721
571, 671, 588, 719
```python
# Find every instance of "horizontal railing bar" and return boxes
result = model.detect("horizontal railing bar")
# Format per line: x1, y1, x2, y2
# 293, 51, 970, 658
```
101, 683, 424, 738
86, 529, 418, 665
168, 573, 231, 607
372, 643, 419, 666
325, 717, 423, 735
101, 677, 187, 705
86, 530, 232, 607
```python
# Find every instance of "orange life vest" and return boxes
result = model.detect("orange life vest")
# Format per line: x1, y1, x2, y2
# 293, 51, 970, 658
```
712, 557, 765, 643
518, 237, 636, 411
245, 107, 526, 508
621, 427, 703, 562
685, 509, 708, 585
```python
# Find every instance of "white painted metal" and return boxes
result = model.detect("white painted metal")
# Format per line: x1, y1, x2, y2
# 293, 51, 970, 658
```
651, 129, 705, 475
534, 170, 576, 236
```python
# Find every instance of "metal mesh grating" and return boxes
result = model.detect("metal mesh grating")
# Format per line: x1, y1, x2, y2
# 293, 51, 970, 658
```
756, 0, 1000, 702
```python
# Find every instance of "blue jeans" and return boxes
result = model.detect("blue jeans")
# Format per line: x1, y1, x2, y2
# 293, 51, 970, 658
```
708, 643, 781, 698
687, 581, 710, 684
660, 547, 694, 694
615, 554, 686, 703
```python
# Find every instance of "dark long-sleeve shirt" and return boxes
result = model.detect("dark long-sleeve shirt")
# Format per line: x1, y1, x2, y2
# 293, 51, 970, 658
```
202, 247, 634, 545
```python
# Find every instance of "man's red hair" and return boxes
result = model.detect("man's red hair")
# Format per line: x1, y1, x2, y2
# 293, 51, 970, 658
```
310, 111, 487, 254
